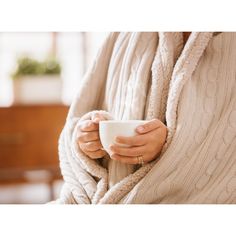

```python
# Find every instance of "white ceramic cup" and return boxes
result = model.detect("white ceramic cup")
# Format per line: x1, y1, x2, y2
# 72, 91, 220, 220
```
99, 120, 148, 156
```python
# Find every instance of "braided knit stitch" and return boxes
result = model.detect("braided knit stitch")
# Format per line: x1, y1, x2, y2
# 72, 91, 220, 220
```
57, 32, 236, 204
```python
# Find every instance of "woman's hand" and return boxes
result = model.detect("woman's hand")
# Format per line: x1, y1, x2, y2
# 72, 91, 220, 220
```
109, 119, 167, 165
77, 112, 108, 159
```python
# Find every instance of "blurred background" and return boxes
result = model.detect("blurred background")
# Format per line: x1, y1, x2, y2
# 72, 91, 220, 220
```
0, 32, 108, 203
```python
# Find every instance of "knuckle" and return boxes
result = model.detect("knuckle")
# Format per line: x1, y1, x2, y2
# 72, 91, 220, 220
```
81, 145, 88, 154
84, 133, 91, 142
118, 138, 125, 144
87, 142, 93, 149
77, 135, 84, 142
78, 141, 84, 149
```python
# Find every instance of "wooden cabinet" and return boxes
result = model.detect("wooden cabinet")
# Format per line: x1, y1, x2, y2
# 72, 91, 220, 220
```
0, 105, 69, 198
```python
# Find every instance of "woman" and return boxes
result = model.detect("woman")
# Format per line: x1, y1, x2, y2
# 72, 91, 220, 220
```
57, 32, 236, 204
76, 33, 191, 165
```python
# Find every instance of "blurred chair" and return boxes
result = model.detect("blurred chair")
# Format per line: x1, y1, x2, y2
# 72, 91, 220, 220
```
0, 104, 68, 201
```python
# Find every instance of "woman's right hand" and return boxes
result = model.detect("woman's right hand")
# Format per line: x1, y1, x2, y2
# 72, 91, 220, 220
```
77, 112, 108, 159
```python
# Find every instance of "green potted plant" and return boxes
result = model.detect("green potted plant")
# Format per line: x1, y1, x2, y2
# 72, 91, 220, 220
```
12, 56, 62, 104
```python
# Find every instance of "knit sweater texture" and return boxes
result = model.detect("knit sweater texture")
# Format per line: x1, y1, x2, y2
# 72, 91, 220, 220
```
56, 32, 236, 204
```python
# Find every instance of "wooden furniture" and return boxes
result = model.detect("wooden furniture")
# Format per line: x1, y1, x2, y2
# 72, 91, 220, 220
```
0, 105, 69, 200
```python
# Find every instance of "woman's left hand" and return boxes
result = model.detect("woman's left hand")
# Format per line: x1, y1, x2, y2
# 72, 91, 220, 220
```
110, 119, 168, 165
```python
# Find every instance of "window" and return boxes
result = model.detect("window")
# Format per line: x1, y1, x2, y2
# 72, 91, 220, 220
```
0, 32, 108, 106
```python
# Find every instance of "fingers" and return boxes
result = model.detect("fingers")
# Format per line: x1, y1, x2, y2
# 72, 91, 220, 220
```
91, 112, 107, 124
111, 154, 140, 165
110, 144, 145, 157
136, 119, 163, 134
79, 111, 108, 132
115, 134, 146, 146
84, 149, 107, 159
109, 119, 168, 165
79, 120, 99, 132
78, 133, 107, 159
78, 131, 99, 142
80, 140, 103, 152
77, 111, 111, 159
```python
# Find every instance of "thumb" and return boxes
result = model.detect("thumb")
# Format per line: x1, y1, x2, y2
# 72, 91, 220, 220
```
136, 119, 162, 134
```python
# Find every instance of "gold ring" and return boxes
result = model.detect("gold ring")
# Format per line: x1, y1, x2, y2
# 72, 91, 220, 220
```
137, 155, 144, 165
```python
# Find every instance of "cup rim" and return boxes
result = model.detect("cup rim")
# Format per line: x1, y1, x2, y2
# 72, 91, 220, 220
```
99, 120, 148, 124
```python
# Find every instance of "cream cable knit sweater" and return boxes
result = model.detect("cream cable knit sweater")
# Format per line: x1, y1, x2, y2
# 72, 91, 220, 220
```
57, 32, 236, 204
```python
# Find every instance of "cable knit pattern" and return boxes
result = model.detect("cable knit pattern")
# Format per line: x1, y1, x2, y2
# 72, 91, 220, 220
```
56, 32, 236, 204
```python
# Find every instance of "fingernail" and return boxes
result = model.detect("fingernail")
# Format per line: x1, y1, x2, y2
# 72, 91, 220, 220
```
137, 126, 144, 132
115, 137, 120, 142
